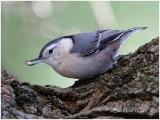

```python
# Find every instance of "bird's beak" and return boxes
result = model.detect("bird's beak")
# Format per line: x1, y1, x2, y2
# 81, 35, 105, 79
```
25, 57, 44, 66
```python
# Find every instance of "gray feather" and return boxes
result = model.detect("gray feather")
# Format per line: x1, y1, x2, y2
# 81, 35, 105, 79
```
70, 27, 147, 56
70, 32, 99, 56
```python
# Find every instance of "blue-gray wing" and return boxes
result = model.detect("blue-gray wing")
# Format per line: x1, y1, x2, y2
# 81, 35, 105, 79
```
70, 27, 147, 56
97, 29, 123, 51
70, 29, 123, 56
70, 31, 100, 56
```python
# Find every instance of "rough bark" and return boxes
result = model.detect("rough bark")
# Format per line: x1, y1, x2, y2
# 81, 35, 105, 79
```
1, 37, 159, 119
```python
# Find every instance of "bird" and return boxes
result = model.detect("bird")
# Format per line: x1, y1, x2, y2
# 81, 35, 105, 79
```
26, 27, 147, 79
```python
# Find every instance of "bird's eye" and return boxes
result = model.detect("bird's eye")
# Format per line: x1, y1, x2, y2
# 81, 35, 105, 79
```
49, 49, 53, 54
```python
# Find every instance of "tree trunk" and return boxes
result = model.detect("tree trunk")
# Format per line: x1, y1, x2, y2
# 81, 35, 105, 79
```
1, 37, 159, 119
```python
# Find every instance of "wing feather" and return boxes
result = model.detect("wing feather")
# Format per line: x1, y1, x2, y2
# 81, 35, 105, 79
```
70, 27, 146, 57
70, 29, 123, 56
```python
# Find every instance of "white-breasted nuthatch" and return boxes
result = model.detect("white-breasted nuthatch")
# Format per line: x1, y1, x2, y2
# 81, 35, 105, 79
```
26, 27, 147, 79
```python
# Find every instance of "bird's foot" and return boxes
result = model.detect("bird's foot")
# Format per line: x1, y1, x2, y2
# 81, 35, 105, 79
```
113, 54, 124, 68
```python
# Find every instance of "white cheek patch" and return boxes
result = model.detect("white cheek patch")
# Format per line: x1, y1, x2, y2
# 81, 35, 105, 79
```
59, 38, 74, 53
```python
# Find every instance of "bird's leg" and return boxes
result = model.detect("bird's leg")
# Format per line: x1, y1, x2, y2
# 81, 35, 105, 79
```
112, 54, 124, 68
114, 54, 124, 62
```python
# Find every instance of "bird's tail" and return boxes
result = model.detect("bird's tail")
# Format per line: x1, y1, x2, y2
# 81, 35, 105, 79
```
127, 27, 148, 32
118, 27, 148, 44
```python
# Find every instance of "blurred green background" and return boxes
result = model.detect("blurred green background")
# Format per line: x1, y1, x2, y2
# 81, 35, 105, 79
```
1, 1, 159, 88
